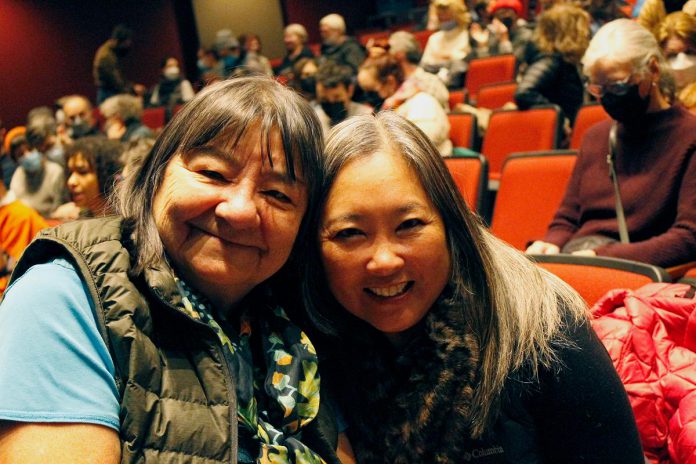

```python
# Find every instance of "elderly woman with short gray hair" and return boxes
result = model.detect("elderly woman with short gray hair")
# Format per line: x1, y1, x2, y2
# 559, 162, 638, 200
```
100, 93, 154, 142
527, 19, 696, 268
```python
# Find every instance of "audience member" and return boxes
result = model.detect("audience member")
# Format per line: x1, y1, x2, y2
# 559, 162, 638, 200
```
0, 177, 47, 294
147, 57, 195, 111
276, 24, 315, 76
658, 12, 696, 91
488, 0, 536, 69
239, 34, 273, 76
196, 48, 225, 85
384, 31, 449, 110
359, 56, 452, 156
314, 62, 372, 135
51, 137, 123, 221
93, 24, 145, 104
302, 111, 644, 463
214, 29, 242, 76
526, 20, 696, 268
24, 108, 66, 166
2, 126, 22, 188
319, 13, 367, 73
420, 0, 472, 88
100, 94, 154, 142
61, 95, 101, 140
293, 57, 320, 101
587, 0, 628, 34
10, 123, 67, 217
514, 4, 590, 126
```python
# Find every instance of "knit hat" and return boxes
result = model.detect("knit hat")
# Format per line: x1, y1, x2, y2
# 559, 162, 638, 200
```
3, 126, 25, 154
489, 0, 523, 16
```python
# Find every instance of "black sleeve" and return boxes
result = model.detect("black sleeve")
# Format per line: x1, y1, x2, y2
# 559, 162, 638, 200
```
514, 55, 558, 110
531, 320, 645, 463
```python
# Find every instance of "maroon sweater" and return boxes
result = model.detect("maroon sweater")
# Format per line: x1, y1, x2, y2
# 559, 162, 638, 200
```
543, 105, 696, 267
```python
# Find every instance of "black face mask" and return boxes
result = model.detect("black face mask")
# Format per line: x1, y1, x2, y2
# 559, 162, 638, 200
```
321, 101, 348, 125
362, 91, 385, 111
300, 76, 317, 99
600, 83, 651, 125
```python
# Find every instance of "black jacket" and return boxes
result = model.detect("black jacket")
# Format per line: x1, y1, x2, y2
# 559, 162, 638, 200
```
514, 52, 584, 124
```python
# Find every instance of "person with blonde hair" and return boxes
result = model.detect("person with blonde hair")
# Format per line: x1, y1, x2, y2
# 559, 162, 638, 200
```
421, 0, 472, 87
658, 11, 696, 90
302, 111, 643, 462
276, 23, 315, 76
514, 3, 591, 124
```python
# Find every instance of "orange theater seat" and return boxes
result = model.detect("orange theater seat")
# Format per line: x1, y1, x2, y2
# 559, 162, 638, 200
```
570, 103, 610, 149
530, 254, 670, 306
465, 54, 516, 104
448, 112, 476, 149
141, 107, 166, 130
449, 90, 465, 111
476, 82, 517, 109
482, 106, 562, 182
412, 29, 435, 50
490, 150, 576, 250
444, 152, 488, 212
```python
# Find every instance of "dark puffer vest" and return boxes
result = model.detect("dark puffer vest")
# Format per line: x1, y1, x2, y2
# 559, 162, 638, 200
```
12, 216, 339, 463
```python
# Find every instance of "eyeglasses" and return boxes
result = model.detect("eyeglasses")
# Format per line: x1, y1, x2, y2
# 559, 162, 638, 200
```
584, 75, 634, 98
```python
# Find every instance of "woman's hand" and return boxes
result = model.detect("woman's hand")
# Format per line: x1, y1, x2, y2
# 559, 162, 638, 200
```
526, 241, 560, 255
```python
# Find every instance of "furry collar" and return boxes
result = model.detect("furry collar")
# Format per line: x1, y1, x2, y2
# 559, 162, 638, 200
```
332, 297, 482, 463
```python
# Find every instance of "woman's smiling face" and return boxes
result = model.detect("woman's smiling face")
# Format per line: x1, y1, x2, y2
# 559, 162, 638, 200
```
152, 125, 307, 310
319, 149, 451, 338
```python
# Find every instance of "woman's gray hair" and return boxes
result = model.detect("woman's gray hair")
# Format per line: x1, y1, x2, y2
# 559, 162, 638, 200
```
301, 111, 586, 438
115, 76, 324, 273
285, 23, 308, 43
583, 19, 675, 100
100, 94, 144, 123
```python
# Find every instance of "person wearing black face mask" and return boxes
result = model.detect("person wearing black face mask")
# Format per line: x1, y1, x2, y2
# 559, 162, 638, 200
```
313, 62, 372, 135
93, 24, 146, 104
526, 19, 696, 269
487, 0, 536, 70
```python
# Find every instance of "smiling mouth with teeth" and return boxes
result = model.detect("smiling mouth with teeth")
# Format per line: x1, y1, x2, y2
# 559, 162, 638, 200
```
365, 281, 413, 298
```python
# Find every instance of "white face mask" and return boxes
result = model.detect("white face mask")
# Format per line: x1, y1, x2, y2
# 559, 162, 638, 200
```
163, 66, 181, 80
669, 52, 696, 89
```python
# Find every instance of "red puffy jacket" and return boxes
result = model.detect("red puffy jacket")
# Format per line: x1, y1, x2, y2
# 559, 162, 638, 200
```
591, 283, 696, 463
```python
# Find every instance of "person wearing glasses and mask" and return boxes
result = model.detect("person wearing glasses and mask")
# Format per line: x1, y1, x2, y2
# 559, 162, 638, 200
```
527, 19, 696, 268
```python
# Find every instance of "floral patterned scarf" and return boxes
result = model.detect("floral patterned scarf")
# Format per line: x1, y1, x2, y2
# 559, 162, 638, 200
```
175, 277, 326, 464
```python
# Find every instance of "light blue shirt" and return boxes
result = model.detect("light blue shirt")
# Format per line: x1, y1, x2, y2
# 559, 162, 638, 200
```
0, 258, 120, 431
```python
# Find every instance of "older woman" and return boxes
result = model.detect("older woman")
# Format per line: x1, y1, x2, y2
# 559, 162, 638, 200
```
527, 20, 696, 268
421, 0, 472, 87
100, 93, 154, 142
359, 56, 452, 156
514, 3, 590, 125
51, 136, 124, 220
276, 23, 315, 77
302, 111, 643, 462
0, 77, 350, 464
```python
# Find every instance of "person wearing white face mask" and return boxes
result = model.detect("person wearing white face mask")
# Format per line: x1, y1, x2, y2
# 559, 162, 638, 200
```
420, 0, 472, 88
9, 123, 68, 217
659, 12, 696, 91
147, 56, 195, 112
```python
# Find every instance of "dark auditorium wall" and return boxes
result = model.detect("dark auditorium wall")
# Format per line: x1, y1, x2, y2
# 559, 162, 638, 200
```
0, 0, 197, 128
281, 0, 377, 43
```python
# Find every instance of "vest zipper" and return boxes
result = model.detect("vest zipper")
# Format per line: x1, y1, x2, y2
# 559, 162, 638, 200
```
154, 292, 239, 463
